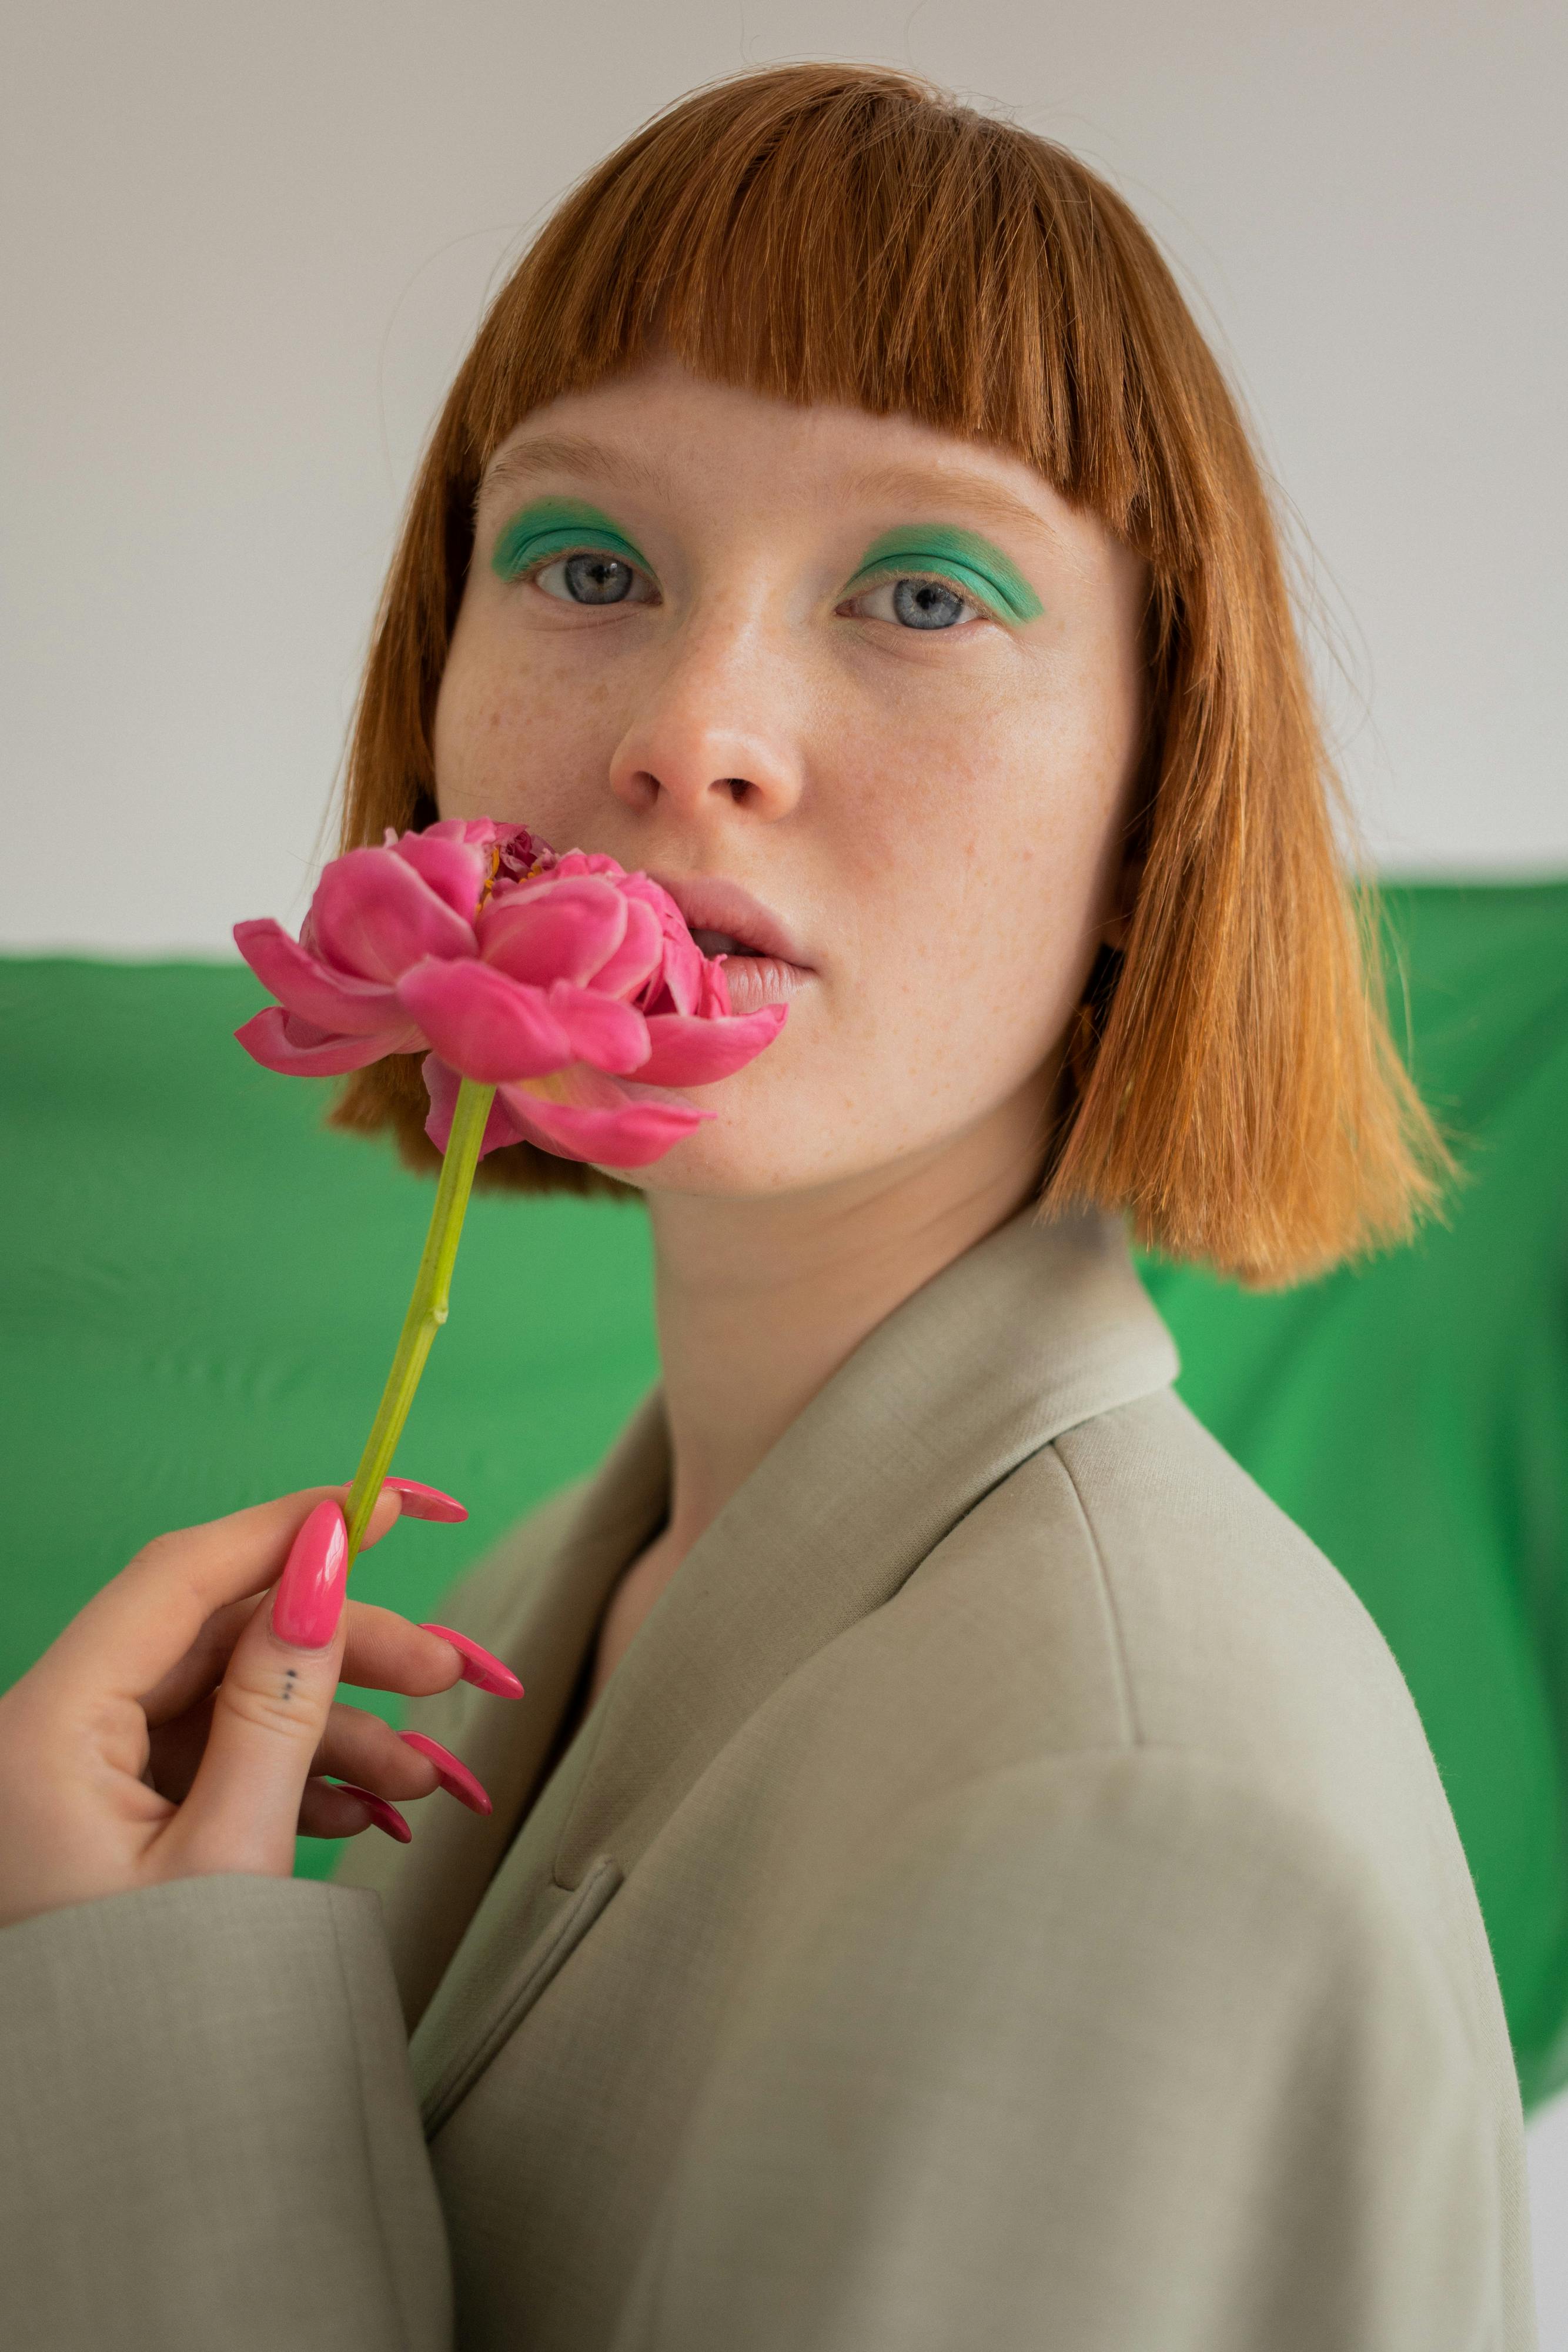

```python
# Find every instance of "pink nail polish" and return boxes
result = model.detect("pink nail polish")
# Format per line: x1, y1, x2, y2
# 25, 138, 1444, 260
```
272, 1501, 349, 1649
400, 1731, 493, 1816
383, 1478, 468, 1524
332, 1781, 412, 1843
419, 1623, 524, 1699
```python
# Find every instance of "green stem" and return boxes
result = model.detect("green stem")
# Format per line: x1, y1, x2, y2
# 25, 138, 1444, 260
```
342, 1074, 496, 1565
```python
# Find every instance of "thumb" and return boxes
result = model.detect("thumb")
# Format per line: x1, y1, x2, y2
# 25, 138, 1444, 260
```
166, 1499, 353, 1879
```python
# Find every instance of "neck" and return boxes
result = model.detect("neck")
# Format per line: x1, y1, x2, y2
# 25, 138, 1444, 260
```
645, 1088, 1052, 1563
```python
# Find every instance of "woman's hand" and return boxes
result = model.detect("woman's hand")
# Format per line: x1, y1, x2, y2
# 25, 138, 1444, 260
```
0, 1482, 520, 1933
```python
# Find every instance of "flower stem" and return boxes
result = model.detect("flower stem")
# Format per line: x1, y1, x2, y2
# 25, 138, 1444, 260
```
342, 1075, 496, 1565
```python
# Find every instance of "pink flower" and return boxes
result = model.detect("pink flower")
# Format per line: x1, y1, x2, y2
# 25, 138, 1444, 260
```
233, 821, 786, 1168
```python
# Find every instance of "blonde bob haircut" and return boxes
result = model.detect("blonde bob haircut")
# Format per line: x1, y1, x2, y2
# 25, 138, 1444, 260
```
332, 60, 1445, 1286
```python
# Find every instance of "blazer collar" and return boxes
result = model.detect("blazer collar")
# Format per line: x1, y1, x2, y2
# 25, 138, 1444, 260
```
550, 1201, 1177, 1886
410, 1204, 1178, 2115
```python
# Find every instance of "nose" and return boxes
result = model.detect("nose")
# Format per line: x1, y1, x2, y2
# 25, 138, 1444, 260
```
607, 614, 806, 826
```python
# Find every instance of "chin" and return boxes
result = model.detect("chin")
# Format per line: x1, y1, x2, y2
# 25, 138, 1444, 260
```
589, 1045, 847, 1198
603, 1130, 838, 1201
591, 1083, 862, 1198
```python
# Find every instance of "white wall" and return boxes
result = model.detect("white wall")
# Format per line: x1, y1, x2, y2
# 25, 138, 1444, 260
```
3, 0, 1564, 2327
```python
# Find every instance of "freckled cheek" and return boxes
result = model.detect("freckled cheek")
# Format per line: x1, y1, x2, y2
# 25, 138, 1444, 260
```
818, 710, 965, 884
817, 717, 1100, 1093
434, 638, 626, 814
824, 723, 1005, 938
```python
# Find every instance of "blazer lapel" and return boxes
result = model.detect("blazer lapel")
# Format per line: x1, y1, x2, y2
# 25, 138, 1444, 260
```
410, 1206, 1179, 2125
550, 1204, 1178, 1890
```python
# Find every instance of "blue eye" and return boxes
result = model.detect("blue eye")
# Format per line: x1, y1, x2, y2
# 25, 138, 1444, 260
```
850, 573, 983, 630
531, 550, 657, 607
892, 578, 969, 630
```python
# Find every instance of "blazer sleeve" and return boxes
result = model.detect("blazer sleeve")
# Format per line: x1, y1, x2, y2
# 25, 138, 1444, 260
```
624, 1748, 1519, 2352
0, 1873, 452, 2351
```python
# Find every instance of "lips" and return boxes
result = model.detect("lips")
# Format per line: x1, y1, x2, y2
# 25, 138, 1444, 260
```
652, 873, 810, 970
650, 873, 814, 1015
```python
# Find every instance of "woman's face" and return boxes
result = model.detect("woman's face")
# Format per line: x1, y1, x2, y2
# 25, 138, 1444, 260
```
434, 359, 1149, 1201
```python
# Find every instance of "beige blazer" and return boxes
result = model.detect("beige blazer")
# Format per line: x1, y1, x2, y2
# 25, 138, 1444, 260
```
0, 1210, 1534, 2350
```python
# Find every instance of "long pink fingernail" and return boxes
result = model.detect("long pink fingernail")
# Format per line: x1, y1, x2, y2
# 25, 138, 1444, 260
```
419, 1623, 524, 1699
272, 1501, 349, 1649
383, 1478, 468, 1524
332, 1782, 412, 1842
400, 1732, 493, 1816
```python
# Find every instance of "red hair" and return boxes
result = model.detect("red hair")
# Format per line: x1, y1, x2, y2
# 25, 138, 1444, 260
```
331, 61, 1445, 1284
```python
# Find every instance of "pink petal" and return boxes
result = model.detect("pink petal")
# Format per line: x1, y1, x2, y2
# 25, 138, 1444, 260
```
421, 1054, 530, 1158
310, 847, 479, 982
396, 957, 573, 1082
589, 896, 664, 999
496, 1080, 710, 1168
235, 1005, 418, 1077
233, 918, 403, 1036
479, 876, 628, 989
391, 829, 490, 923
422, 817, 507, 848
428, 818, 556, 883
634, 1001, 788, 1086
544, 984, 650, 1074
697, 958, 733, 1015
623, 875, 707, 1014
490, 823, 557, 884
551, 849, 625, 880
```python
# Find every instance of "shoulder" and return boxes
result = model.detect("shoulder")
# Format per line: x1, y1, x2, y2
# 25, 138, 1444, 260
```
833, 1745, 1466, 2051
904, 1388, 1430, 1796
754, 1743, 1502, 2236
877, 1392, 1507, 2064
928, 1387, 1440, 1809
795, 1738, 1519, 2240
1048, 1390, 1443, 1820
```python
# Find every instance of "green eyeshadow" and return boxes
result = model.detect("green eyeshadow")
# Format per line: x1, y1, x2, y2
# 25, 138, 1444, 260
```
848, 525, 1044, 624
491, 498, 653, 582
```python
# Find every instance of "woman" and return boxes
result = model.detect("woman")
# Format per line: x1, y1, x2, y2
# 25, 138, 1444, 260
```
0, 63, 1533, 2351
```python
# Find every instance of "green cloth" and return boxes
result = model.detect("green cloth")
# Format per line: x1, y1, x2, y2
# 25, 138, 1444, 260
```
1, 879, 1564, 2097
1139, 883, 1568, 2103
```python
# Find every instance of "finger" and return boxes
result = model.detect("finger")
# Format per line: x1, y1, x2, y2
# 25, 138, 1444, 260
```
306, 1700, 440, 1798
163, 1500, 352, 1877
382, 1478, 467, 1524
415, 1625, 525, 1700
298, 1776, 412, 1843
149, 1693, 420, 1809
303, 1705, 493, 1817
145, 1605, 479, 1800
139, 1596, 263, 1725
399, 1732, 492, 1815
145, 1695, 217, 1803
33, 1483, 402, 1713
152, 1686, 494, 1822
336, 1603, 476, 1700
118, 1478, 464, 1720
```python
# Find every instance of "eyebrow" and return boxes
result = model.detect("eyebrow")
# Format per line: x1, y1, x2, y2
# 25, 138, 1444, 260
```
842, 462, 1069, 550
477, 435, 671, 512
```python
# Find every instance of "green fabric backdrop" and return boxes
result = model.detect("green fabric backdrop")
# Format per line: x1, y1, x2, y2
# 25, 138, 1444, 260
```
2, 880, 1564, 2098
